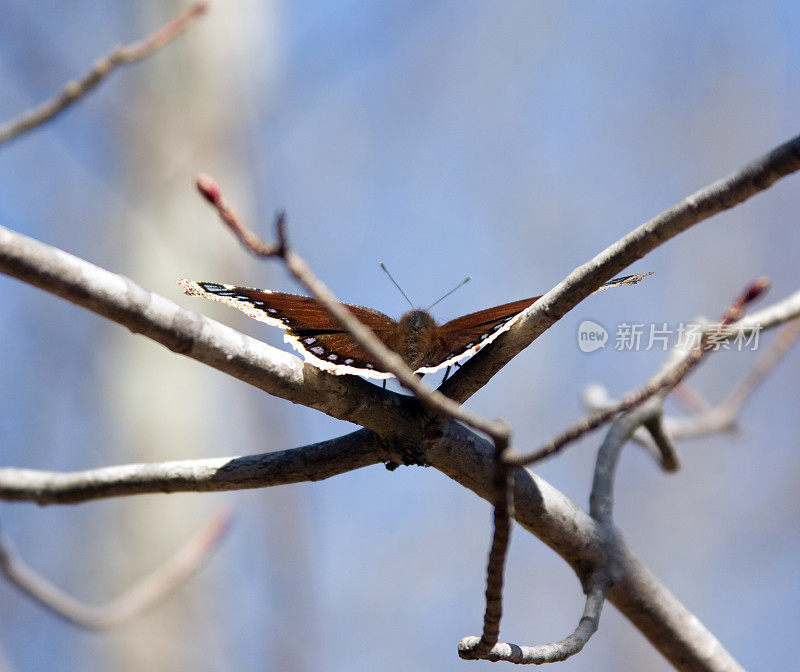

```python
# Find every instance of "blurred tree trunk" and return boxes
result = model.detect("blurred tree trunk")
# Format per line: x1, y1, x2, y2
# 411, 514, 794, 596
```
93, 2, 313, 669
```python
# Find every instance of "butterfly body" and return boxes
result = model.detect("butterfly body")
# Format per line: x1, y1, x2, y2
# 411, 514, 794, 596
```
179, 272, 651, 379
391, 309, 442, 370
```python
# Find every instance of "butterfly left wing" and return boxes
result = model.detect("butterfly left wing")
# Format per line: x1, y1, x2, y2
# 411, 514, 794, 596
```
179, 280, 399, 378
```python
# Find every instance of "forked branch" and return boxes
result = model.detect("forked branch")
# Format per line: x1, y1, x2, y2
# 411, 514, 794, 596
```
508, 277, 772, 467
460, 278, 786, 665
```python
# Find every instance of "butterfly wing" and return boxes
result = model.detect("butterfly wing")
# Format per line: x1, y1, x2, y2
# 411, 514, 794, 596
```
417, 272, 653, 372
417, 296, 542, 373
179, 280, 398, 378
182, 272, 651, 378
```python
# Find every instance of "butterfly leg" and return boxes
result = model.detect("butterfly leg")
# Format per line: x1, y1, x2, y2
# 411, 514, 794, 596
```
382, 379, 386, 390
442, 365, 452, 383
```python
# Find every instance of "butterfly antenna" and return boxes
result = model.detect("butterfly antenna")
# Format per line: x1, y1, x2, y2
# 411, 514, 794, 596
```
426, 276, 471, 311
380, 262, 415, 309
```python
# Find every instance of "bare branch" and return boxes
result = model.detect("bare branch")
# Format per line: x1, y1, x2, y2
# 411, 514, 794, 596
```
459, 579, 607, 664
509, 277, 772, 467
0, 224, 412, 435
0, 510, 229, 629
460, 278, 788, 664
461, 393, 666, 663
738, 287, 800, 331
196, 173, 286, 256
0, 3, 208, 148
0, 418, 749, 670
0, 8, 790, 670
1, 215, 791, 669
429, 422, 746, 672
669, 319, 800, 439
642, 412, 681, 471
0, 430, 385, 505
583, 314, 800, 446
589, 399, 664, 527
3, 128, 795, 670
471, 438, 513, 656
442, 134, 800, 404
671, 384, 715, 415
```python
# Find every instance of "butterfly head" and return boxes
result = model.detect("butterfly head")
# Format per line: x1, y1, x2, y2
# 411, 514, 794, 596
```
400, 309, 437, 333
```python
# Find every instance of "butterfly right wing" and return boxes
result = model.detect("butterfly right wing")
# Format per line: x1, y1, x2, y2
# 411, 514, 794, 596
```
418, 272, 654, 372
418, 296, 541, 372
179, 280, 399, 378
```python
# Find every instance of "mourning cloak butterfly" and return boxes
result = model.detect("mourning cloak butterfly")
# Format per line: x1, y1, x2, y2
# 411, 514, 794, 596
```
179, 273, 651, 379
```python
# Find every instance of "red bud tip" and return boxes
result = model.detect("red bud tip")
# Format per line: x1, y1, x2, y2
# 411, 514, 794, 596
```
195, 173, 220, 204
744, 276, 770, 304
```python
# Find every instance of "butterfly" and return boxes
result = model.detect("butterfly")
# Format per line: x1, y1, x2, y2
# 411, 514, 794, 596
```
179, 273, 651, 379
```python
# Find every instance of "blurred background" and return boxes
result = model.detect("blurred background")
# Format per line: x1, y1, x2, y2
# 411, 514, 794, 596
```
1, 1, 799, 670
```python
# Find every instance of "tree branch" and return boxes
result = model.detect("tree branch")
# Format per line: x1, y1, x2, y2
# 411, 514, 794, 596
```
509, 277, 772, 467
0, 224, 414, 435
459, 579, 607, 664
0, 418, 751, 671
0, 430, 386, 505
441, 133, 800, 403
0, 4, 207, 148
3, 131, 798, 669
0, 3, 208, 148
3, 219, 796, 668
430, 422, 746, 672
668, 319, 800, 439
0, 510, 229, 629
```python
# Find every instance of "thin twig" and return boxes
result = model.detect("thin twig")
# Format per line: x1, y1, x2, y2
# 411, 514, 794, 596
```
471, 436, 513, 656
0, 510, 230, 629
671, 384, 715, 415
589, 399, 664, 526
508, 278, 771, 467
512, 297, 795, 662
668, 319, 800, 439
459, 578, 608, 664
582, 385, 667, 463
643, 412, 681, 471
582, 317, 800, 447
428, 422, 748, 672
0, 3, 208, 148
